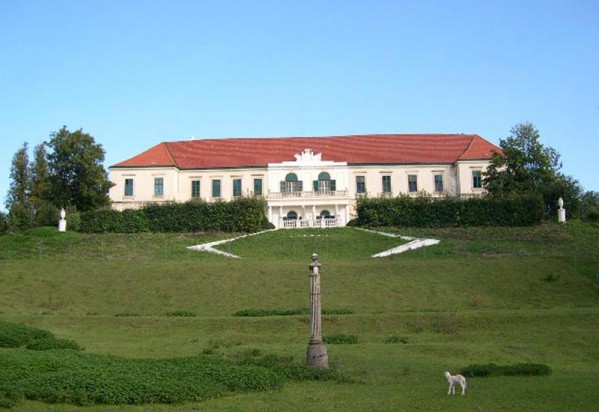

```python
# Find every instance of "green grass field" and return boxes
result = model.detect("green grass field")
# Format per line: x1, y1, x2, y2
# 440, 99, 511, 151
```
0, 223, 598, 411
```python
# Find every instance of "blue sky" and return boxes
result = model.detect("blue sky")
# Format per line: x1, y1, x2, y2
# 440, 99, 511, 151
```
1, 0, 598, 211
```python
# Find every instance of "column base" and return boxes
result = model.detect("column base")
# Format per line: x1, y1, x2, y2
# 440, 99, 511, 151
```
306, 342, 329, 369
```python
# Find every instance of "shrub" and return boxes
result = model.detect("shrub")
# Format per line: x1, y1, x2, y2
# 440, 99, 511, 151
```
356, 194, 545, 227
460, 362, 551, 377
0, 348, 347, 408
80, 197, 267, 233
501, 363, 552, 376
65, 206, 81, 231
26, 337, 83, 351
233, 308, 307, 317
0, 320, 53, 348
323, 334, 358, 344
233, 308, 354, 317
384, 335, 408, 344
165, 310, 197, 317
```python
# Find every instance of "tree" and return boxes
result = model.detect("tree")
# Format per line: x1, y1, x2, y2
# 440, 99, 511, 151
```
30, 143, 56, 225
580, 191, 599, 221
46, 126, 114, 212
5, 143, 34, 231
484, 122, 581, 218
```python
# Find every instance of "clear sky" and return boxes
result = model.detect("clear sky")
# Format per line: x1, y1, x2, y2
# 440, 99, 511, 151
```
1, 0, 598, 212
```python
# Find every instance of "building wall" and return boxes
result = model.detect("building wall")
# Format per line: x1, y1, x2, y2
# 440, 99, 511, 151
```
109, 162, 489, 220
455, 160, 490, 196
347, 164, 458, 197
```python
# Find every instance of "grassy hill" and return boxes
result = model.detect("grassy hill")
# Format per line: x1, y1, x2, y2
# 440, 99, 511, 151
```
0, 223, 597, 410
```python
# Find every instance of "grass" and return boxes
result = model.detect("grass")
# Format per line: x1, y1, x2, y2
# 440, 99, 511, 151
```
0, 223, 598, 410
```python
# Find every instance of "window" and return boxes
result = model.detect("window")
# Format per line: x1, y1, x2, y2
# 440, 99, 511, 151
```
253, 178, 263, 196
233, 179, 242, 197
124, 179, 134, 196
212, 179, 221, 198
382, 175, 392, 193
408, 175, 418, 193
314, 171, 336, 192
356, 176, 366, 194
154, 177, 164, 196
191, 180, 200, 198
319, 210, 332, 219
285, 210, 298, 220
472, 170, 482, 189
434, 174, 444, 192
281, 173, 303, 193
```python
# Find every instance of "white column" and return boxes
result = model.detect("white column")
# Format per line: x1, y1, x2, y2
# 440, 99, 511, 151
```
306, 253, 328, 368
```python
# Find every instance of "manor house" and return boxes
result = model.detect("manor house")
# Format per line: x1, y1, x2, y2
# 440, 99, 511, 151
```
109, 134, 500, 228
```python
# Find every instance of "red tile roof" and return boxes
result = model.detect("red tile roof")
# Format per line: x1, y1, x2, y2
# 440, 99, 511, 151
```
112, 134, 500, 169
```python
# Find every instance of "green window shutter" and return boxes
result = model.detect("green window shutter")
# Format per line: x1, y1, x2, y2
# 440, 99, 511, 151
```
313, 180, 318, 192
331, 180, 336, 191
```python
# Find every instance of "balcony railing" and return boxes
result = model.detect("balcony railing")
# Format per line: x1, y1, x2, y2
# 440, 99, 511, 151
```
268, 190, 349, 199
281, 218, 339, 228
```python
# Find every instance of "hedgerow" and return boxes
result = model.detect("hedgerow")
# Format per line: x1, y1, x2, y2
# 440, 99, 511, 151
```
356, 194, 545, 227
233, 308, 355, 317
80, 197, 267, 233
324, 334, 359, 344
460, 362, 551, 377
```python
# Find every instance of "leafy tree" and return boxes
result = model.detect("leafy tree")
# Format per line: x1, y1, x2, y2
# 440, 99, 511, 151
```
30, 143, 57, 225
484, 122, 581, 218
46, 126, 113, 212
5, 143, 34, 231
0, 210, 7, 234
580, 191, 599, 222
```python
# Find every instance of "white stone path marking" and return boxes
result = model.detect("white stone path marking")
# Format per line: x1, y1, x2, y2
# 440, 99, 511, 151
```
355, 228, 440, 258
186, 229, 277, 259
188, 228, 439, 259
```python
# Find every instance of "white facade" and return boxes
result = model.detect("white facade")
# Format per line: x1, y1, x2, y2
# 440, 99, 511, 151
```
109, 148, 491, 228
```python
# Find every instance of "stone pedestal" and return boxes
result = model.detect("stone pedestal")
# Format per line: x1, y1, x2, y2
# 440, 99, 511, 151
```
558, 208, 566, 223
306, 342, 329, 368
306, 253, 328, 369
58, 208, 67, 232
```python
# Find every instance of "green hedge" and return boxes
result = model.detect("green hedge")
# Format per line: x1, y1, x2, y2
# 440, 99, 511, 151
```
460, 362, 551, 377
80, 197, 267, 233
356, 194, 545, 227
233, 308, 355, 317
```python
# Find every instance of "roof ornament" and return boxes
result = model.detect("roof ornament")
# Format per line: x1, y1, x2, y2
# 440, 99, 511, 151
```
294, 148, 322, 163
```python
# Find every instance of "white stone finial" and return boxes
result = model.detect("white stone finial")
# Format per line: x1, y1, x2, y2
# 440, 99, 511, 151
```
558, 197, 564, 209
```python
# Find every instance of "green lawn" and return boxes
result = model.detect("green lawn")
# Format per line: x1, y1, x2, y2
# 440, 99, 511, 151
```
1, 224, 598, 410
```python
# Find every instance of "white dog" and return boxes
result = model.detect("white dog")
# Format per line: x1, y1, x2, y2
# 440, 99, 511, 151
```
444, 371, 467, 395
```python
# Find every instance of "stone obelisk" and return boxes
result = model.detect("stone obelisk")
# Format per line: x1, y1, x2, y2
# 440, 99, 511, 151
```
306, 253, 329, 368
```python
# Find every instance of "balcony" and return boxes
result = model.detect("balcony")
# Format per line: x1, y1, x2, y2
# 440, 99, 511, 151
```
281, 218, 339, 228
268, 190, 349, 199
